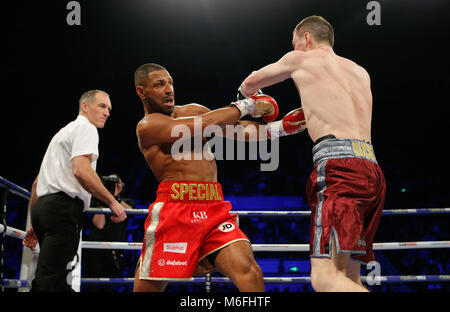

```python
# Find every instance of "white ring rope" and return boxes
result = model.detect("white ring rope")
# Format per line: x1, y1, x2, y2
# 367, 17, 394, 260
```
0, 224, 25, 240
82, 275, 450, 284
85, 207, 450, 216
1, 176, 449, 217
4, 275, 450, 288
79, 240, 450, 251
2, 224, 449, 251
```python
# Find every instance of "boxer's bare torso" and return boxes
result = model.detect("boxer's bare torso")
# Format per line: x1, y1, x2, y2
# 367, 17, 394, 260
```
243, 47, 373, 143
137, 104, 218, 183
237, 17, 382, 292
291, 48, 372, 143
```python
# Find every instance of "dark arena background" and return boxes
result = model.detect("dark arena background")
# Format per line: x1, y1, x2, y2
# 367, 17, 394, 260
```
1, 0, 449, 301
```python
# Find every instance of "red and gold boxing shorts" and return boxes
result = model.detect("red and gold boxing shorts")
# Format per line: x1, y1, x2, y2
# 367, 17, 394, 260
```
138, 181, 250, 280
306, 138, 386, 264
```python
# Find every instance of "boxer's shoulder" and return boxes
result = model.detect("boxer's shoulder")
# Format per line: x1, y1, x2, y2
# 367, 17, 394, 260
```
136, 112, 172, 140
137, 112, 166, 129
336, 55, 370, 80
173, 103, 211, 118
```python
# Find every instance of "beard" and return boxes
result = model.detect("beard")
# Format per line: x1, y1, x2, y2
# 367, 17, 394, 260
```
145, 95, 174, 116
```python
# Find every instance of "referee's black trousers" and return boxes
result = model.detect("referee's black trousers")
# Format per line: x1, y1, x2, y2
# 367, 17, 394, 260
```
30, 192, 84, 292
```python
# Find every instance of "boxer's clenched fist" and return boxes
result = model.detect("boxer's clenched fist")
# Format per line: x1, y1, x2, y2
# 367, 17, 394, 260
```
230, 94, 279, 122
250, 94, 279, 122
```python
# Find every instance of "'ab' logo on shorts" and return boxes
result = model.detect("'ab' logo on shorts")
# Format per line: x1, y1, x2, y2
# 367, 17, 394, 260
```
218, 222, 235, 233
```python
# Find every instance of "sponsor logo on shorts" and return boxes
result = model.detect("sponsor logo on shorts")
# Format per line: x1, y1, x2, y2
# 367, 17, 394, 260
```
158, 259, 166, 266
163, 242, 188, 254
157, 259, 188, 266
191, 211, 208, 223
357, 238, 366, 247
218, 222, 235, 233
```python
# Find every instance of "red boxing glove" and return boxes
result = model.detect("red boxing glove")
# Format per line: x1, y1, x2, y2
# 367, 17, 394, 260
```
266, 107, 307, 139
250, 94, 279, 122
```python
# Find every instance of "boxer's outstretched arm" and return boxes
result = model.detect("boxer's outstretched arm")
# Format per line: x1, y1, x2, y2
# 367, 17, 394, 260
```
241, 51, 302, 97
223, 120, 267, 142
137, 106, 241, 148
176, 103, 268, 142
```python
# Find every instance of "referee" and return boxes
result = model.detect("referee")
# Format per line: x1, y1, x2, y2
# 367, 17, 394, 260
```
22, 90, 127, 292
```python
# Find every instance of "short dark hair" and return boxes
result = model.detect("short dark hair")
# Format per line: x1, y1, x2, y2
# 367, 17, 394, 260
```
134, 63, 167, 87
294, 15, 334, 47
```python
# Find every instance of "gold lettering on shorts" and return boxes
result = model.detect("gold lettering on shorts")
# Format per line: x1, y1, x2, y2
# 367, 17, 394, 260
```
365, 145, 376, 161
188, 183, 197, 200
352, 141, 362, 157
352, 141, 376, 162
209, 184, 218, 200
197, 184, 206, 200
179, 183, 189, 200
215, 184, 223, 200
171, 182, 222, 200
170, 183, 180, 200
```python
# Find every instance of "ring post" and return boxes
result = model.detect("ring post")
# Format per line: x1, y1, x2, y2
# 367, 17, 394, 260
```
1, 187, 8, 292
205, 273, 212, 292
19, 211, 38, 292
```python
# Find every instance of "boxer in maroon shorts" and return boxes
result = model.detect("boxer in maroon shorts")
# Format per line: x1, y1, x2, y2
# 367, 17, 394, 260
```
307, 137, 386, 265
238, 15, 387, 291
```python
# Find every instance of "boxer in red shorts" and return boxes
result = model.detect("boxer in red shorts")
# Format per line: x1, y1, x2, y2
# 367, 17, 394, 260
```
132, 63, 264, 292
139, 181, 248, 281
238, 16, 386, 291
132, 63, 305, 292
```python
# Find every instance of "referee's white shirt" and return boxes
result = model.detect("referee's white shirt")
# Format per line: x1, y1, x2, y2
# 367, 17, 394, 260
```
36, 115, 99, 210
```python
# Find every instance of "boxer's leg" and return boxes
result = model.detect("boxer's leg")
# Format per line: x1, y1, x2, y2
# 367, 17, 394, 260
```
346, 259, 367, 289
213, 240, 264, 292
133, 264, 168, 292
310, 236, 368, 292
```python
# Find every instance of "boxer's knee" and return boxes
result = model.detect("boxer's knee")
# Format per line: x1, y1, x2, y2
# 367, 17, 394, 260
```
233, 259, 264, 291
310, 259, 340, 292
311, 268, 336, 291
346, 259, 363, 285
245, 260, 263, 283
237, 253, 263, 284
226, 255, 262, 282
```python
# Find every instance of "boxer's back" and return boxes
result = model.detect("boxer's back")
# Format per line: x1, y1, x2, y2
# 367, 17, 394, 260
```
291, 48, 373, 143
